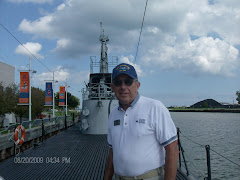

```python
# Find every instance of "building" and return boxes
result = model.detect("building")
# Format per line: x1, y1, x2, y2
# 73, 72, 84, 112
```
0, 61, 15, 87
0, 61, 15, 125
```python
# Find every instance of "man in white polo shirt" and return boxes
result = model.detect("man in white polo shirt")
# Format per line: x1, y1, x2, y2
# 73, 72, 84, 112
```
104, 63, 179, 180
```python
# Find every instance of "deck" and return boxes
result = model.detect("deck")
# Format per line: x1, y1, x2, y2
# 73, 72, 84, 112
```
0, 124, 189, 180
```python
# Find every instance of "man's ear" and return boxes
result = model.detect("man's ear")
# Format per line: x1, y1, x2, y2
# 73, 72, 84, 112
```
110, 84, 115, 92
136, 81, 140, 90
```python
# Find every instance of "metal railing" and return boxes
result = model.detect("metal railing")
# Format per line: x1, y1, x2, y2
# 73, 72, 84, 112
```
90, 56, 118, 74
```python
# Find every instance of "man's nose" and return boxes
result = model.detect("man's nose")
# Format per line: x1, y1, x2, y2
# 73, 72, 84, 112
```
120, 81, 127, 88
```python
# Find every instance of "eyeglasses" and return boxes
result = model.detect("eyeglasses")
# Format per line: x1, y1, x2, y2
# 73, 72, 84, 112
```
113, 78, 135, 87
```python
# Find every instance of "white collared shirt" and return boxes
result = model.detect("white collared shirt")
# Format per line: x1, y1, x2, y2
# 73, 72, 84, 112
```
107, 95, 177, 176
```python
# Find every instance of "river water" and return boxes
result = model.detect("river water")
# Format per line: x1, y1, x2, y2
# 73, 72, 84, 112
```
170, 112, 240, 180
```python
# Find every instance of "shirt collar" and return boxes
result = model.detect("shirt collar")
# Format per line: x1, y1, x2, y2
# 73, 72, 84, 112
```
118, 93, 140, 111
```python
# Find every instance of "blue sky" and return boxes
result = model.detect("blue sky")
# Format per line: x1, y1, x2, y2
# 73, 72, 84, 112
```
0, 0, 239, 107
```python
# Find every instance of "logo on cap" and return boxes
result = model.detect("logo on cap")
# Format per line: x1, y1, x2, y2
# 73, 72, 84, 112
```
116, 64, 130, 72
112, 63, 138, 80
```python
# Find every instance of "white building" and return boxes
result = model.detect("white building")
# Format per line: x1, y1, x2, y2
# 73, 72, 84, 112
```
0, 61, 16, 125
0, 61, 15, 87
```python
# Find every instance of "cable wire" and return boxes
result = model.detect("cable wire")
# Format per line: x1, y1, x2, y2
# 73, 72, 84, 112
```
181, 151, 206, 178
0, 23, 79, 92
134, 0, 148, 64
0, 55, 8, 63
180, 132, 205, 147
180, 131, 240, 168
210, 148, 240, 168
0, 24, 52, 72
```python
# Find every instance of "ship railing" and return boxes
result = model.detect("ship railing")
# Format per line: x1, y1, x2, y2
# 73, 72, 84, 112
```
82, 90, 114, 100
82, 82, 114, 100
88, 83, 112, 92
90, 56, 118, 73
177, 127, 240, 180
82, 91, 114, 100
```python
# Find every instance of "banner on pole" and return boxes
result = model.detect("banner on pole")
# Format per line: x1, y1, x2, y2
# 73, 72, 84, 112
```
19, 72, 29, 104
45, 82, 53, 106
59, 86, 65, 106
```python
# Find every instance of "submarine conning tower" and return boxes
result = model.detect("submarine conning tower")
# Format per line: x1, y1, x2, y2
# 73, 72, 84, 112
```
80, 24, 118, 134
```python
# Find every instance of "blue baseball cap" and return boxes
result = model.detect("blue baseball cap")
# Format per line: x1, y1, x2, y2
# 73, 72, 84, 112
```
112, 63, 138, 80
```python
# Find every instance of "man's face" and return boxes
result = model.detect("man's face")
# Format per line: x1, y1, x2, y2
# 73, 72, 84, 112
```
111, 74, 140, 106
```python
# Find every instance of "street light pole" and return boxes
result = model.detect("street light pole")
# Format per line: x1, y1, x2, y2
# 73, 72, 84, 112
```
66, 78, 68, 116
29, 57, 32, 129
53, 71, 55, 118
17, 57, 36, 129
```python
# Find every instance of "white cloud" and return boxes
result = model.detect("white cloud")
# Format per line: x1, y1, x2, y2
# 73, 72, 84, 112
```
17, 0, 240, 77
142, 37, 239, 76
15, 42, 44, 59
120, 56, 143, 78
69, 71, 89, 85
32, 66, 89, 89
32, 66, 69, 86
19, 16, 54, 37
7, 0, 53, 3
57, 3, 66, 11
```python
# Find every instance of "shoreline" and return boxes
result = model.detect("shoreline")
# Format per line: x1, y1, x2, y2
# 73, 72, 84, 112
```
168, 109, 240, 113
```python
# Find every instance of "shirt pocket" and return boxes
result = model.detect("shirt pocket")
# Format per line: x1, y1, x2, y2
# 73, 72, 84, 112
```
132, 117, 150, 137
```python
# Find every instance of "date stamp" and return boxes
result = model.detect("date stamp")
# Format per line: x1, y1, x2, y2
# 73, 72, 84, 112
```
14, 157, 71, 164
14, 157, 43, 164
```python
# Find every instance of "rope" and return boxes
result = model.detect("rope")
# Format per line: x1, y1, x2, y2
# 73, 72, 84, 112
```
180, 131, 240, 168
0, 24, 52, 73
180, 132, 205, 147
210, 148, 240, 168
182, 153, 205, 178
0, 23, 83, 98
0, 55, 8, 63
134, 0, 148, 63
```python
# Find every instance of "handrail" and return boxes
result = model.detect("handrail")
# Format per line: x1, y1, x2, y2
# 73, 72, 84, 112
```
177, 128, 190, 176
179, 128, 240, 179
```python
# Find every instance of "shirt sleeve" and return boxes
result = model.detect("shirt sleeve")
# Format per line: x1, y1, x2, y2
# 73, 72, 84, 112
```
154, 102, 177, 147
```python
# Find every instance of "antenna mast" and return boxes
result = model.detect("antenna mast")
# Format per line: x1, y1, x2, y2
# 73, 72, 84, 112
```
99, 22, 109, 73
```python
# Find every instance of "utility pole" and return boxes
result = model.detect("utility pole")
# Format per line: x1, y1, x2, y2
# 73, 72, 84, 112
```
29, 57, 32, 128
66, 78, 68, 116
18, 57, 36, 129
53, 71, 55, 118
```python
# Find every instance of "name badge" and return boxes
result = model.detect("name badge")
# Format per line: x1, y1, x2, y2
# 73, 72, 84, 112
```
114, 120, 120, 126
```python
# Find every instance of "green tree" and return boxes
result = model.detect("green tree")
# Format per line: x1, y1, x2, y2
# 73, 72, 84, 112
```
0, 83, 19, 126
55, 92, 80, 109
5, 84, 19, 113
32, 87, 46, 118
236, 90, 240, 104
15, 87, 46, 120
14, 106, 28, 123
0, 83, 47, 124
0, 83, 7, 116
0, 83, 18, 115
202, 101, 209, 108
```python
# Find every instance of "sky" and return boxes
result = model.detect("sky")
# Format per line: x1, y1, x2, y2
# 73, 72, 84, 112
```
0, 0, 239, 107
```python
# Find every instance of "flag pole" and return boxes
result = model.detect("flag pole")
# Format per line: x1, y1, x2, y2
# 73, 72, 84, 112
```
66, 78, 68, 116
53, 71, 55, 118
29, 57, 32, 129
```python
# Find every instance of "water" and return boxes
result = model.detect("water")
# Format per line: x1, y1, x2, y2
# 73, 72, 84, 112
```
170, 112, 240, 180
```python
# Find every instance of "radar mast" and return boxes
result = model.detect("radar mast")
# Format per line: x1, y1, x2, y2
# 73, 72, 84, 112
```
99, 22, 109, 73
